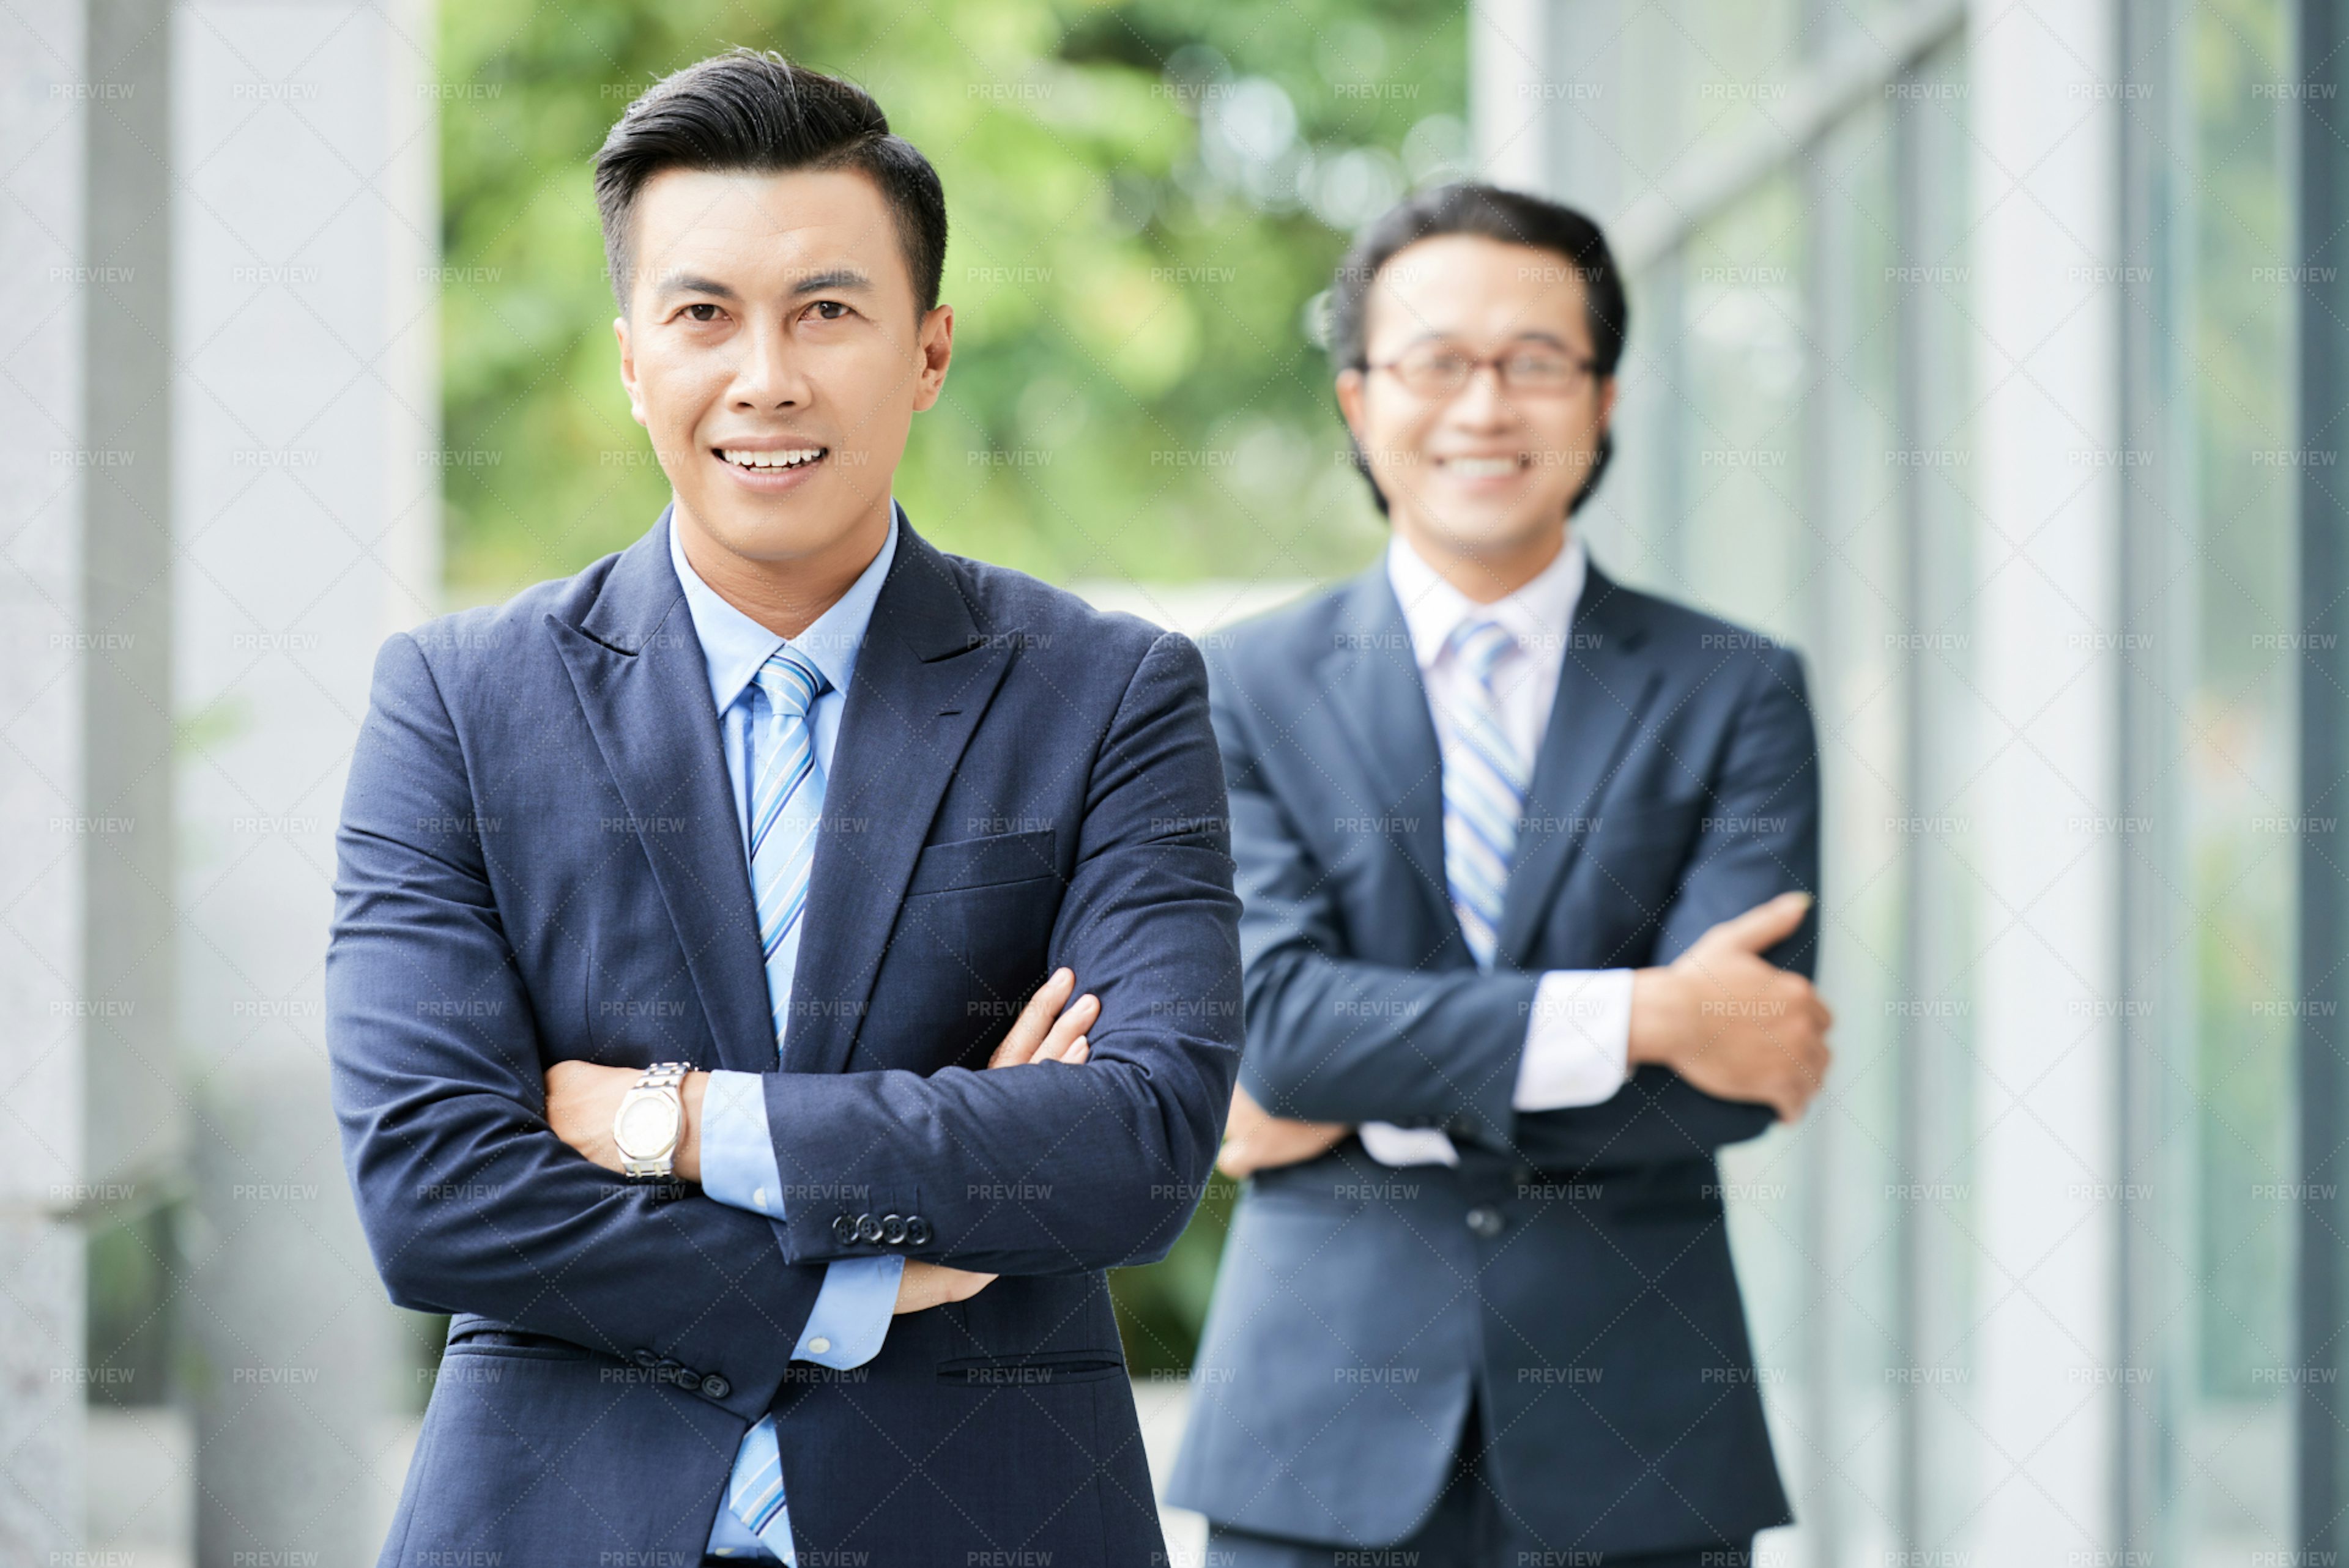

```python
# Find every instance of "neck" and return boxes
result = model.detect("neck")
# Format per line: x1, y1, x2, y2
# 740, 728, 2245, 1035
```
1395, 517, 1568, 605
672, 496, 893, 639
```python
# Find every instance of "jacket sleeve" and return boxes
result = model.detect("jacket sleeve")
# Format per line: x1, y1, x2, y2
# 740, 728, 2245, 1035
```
1223, 640, 1820, 1170
325, 631, 825, 1424
1214, 644, 1540, 1148
1507, 645, 1820, 1167
755, 630, 1245, 1274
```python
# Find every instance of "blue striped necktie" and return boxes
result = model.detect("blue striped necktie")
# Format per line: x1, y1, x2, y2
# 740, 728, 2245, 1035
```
1440, 617, 1528, 969
724, 642, 830, 1560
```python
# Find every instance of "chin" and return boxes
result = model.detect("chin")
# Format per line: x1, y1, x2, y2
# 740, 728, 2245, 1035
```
1430, 508, 1565, 558
684, 495, 816, 555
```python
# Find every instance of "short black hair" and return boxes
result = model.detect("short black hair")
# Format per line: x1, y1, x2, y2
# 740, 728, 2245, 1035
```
594, 48, 947, 316
1329, 182, 1629, 517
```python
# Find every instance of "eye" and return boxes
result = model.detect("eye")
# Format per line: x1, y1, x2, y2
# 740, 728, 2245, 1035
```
804, 299, 852, 321
681, 303, 722, 323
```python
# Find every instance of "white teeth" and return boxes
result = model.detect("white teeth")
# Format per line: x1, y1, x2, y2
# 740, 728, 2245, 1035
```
721, 448, 825, 469
1445, 456, 1520, 478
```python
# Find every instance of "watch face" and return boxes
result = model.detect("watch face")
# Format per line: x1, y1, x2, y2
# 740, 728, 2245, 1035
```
615, 1093, 681, 1157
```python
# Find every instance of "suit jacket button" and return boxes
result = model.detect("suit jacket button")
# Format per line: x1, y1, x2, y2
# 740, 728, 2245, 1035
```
854, 1213, 884, 1243
905, 1215, 932, 1246
1466, 1206, 1504, 1238
880, 1214, 908, 1244
831, 1213, 859, 1245
631, 1348, 659, 1369
700, 1374, 730, 1399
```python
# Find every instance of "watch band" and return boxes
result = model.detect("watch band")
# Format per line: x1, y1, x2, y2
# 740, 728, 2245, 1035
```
617, 1060, 692, 1179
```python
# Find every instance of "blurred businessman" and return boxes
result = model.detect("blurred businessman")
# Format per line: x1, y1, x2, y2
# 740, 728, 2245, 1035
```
326, 50, 1240, 1567
1167, 184, 1831, 1566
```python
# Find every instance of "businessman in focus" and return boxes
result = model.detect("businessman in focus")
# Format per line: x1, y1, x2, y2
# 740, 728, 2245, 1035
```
325, 49, 1240, 1567
1168, 185, 1831, 1566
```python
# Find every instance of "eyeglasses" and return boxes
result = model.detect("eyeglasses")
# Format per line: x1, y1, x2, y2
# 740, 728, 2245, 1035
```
1362, 341, 1599, 399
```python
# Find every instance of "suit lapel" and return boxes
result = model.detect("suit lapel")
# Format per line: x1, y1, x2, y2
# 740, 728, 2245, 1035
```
1316, 565, 1460, 952
548, 512, 777, 1075
1493, 560, 1663, 967
780, 523, 1014, 1077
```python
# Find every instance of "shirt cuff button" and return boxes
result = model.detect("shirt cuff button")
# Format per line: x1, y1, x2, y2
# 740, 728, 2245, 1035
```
807, 1337, 831, 1356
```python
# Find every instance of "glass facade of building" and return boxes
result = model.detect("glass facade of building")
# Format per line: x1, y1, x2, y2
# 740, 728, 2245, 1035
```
1482, 0, 2308, 1559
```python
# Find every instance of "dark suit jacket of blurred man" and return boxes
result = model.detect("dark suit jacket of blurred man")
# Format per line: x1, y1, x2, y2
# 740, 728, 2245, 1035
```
325, 507, 1242, 1566
1168, 541, 1817, 1558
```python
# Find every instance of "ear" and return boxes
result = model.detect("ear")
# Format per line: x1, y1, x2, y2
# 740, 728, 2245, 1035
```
615, 315, 647, 429
1334, 366, 1368, 442
911, 302, 955, 413
1594, 373, 1619, 435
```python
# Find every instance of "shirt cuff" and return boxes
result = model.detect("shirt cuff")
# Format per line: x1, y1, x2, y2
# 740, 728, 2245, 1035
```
1359, 1122, 1461, 1167
698, 1069, 787, 1217
795, 1255, 903, 1368
703, 1070, 901, 1370
1514, 969, 1635, 1111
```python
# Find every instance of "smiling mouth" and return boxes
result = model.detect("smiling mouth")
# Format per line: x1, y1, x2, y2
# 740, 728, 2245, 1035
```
718, 446, 828, 472
1438, 454, 1526, 478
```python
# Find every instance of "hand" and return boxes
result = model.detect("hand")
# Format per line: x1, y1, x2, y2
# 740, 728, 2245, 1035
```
986, 966, 1097, 1067
1216, 1084, 1349, 1180
1628, 891, 1833, 1122
544, 1060, 708, 1182
893, 967, 1098, 1315
893, 1258, 997, 1314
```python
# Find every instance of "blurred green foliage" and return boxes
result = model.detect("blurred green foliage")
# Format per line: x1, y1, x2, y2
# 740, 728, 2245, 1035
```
438, 0, 1467, 605
438, 0, 1464, 1371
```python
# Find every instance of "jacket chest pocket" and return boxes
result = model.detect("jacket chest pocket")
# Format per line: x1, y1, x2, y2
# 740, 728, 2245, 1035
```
864, 829, 1063, 1071
904, 826, 1059, 895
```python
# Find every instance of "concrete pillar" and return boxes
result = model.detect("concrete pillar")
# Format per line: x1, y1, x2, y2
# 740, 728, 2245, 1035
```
0, 1, 92, 1558
1965, 1, 2125, 1560
1469, 0, 1683, 587
173, 0, 437, 1561
1470, 0, 1559, 198
84, 0, 182, 1216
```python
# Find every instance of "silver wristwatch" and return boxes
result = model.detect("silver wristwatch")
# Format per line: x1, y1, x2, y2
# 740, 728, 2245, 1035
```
614, 1061, 692, 1179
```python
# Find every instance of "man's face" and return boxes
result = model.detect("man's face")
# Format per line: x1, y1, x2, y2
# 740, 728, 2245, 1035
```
1335, 234, 1616, 571
615, 166, 951, 567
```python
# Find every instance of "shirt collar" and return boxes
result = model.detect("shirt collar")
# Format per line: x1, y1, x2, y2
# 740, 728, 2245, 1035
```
1384, 527, 1587, 673
667, 500, 902, 716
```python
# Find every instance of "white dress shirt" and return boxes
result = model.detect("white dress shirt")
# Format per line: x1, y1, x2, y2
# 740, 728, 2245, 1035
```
1357, 530, 1635, 1167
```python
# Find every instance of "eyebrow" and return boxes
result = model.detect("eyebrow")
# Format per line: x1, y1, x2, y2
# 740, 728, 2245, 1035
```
652, 267, 873, 303
789, 268, 871, 296
1401, 328, 1573, 347
655, 273, 741, 303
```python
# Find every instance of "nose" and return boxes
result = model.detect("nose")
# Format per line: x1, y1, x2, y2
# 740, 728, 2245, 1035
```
731, 313, 809, 410
1445, 361, 1514, 427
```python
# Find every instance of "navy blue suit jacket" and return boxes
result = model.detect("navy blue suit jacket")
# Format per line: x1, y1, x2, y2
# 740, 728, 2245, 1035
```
1167, 552, 1815, 1555
326, 512, 1241, 1566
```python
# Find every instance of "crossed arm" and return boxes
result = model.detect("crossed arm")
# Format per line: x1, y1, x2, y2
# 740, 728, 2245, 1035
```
1218, 893, 1832, 1175
545, 969, 1103, 1313
1211, 644, 1831, 1178
327, 633, 826, 1415
328, 627, 1240, 1399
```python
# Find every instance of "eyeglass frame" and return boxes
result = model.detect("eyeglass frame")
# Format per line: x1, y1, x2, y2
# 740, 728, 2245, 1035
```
1356, 337, 1603, 399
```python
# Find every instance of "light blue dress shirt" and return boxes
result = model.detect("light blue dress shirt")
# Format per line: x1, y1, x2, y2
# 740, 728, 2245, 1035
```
668, 505, 907, 1559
